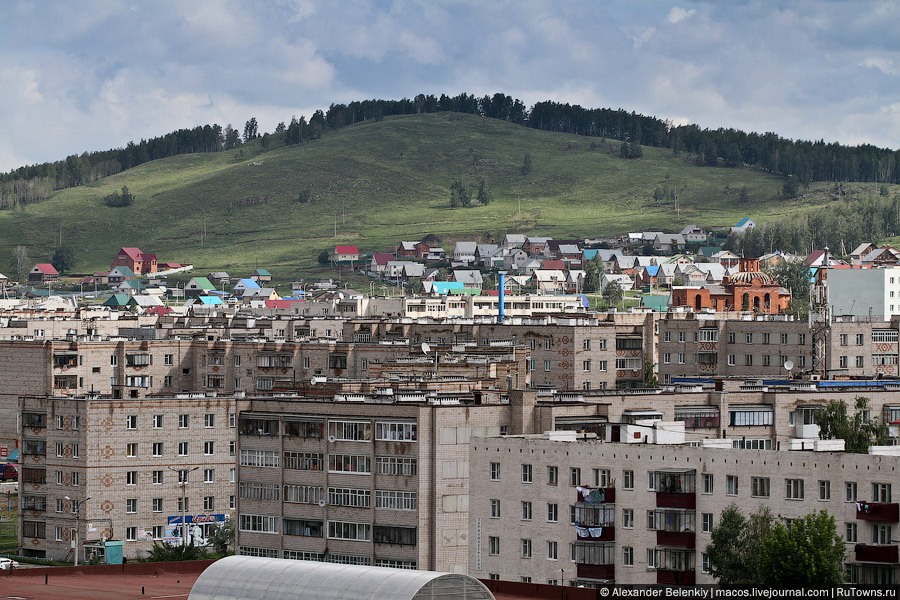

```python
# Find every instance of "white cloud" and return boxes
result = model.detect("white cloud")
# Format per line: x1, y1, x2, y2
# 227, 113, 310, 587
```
861, 57, 899, 76
666, 6, 696, 24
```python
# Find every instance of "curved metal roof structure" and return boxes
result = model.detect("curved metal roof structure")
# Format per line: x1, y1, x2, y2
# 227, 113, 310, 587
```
188, 556, 496, 600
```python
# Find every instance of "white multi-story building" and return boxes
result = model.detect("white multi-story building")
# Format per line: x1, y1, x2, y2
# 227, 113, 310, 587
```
828, 267, 900, 321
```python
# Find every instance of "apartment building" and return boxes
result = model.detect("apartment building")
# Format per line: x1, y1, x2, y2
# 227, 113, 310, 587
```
17, 393, 246, 561
470, 435, 900, 586
828, 267, 900, 321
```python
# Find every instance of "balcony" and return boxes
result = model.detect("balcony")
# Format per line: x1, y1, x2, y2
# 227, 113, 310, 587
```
576, 527, 615, 542
656, 570, 696, 586
653, 469, 696, 509
794, 423, 820, 438
855, 544, 899, 564
575, 486, 615, 504
857, 502, 900, 523
657, 531, 696, 549
576, 563, 614, 580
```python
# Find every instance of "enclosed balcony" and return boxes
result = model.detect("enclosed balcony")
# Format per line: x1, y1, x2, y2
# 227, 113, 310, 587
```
856, 502, 900, 523
575, 486, 615, 504
574, 542, 614, 581
653, 547, 696, 586
855, 544, 899, 564
654, 509, 696, 549
652, 469, 696, 509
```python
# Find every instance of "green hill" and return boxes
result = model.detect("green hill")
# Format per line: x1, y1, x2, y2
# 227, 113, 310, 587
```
0, 113, 837, 281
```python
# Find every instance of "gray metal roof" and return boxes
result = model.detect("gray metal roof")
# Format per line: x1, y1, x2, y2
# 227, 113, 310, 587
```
189, 556, 496, 600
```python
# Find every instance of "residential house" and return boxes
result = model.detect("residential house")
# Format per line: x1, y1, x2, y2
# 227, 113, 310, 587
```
566, 270, 587, 293
475, 244, 502, 269
332, 245, 360, 263
185, 277, 217, 298
653, 233, 686, 254
547, 239, 581, 259
369, 253, 394, 276
657, 264, 678, 286
601, 273, 634, 293
452, 242, 477, 266
28, 263, 59, 284
679, 224, 707, 245
501, 249, 529, 272
730, 217, 756, 234
107, 266, 136, 285
109, 247, 158, 276
518, 258, 543, 276
502, 233, 527, 249
208, 272, 231, 286
758, 251, 790, 268
636, 265, 661, 287
251, 268, 272, 283
530, 269, 567, 294
232, 278, 261, 297
710, 250, 740, 268
396, 241, 419, 258
453, 270, 484, 290
860, 247, 900, 268
423, 247, 446, 262
386, 261, 425, 281
850, 242, 879, 266
242, 288, 281, 304
556, 244, 583, 267
425, 281, 466, 295
641, 232, 665, 247
523, 236, 552, 256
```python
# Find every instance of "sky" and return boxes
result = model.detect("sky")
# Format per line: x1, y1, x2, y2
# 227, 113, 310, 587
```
1, 0, 898, 173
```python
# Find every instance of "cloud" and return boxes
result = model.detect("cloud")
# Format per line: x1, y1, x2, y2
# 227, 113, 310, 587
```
861, 57, 899, 76
666, 6, 696, 24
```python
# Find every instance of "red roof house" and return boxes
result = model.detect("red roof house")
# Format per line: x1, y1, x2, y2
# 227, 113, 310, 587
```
110, 247, 158, 275
28, 263, 59, 284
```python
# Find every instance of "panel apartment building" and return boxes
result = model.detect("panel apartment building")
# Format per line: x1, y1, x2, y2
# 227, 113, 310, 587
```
470, 435, 900, 586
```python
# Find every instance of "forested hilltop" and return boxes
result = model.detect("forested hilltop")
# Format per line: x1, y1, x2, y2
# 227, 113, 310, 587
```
2, 92, 898, 210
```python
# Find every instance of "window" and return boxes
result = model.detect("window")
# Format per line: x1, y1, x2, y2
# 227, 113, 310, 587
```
875, 524, 893, 545
126, 471, 137, 486
178, 442, 189, 456
521, 501, 532, 520
583, 338, 591, 350
490, 499, 500, 518
856, 356, 865, 368
647, 510, 656, 530
593, 468, 611, 487
126, 443, 138, 458
126, 498, 137, 513
374, 490, 417, 510
203, 496, 215, 511
726, 475, 738, 496
164, 354, 173, 365
570, 467, 581, 486
582, 360, 591, 371
126, 415, 137, 429
840, 334, 848, 346
376, 456, 416, 476
328, 454, 371, 474
857, 333, 865, 345
819, 480, 831, 501
874, 483, 892, 503
177, 497, 190, 512
329, 420, 372, 441
204, 441, 215, 455
702, 513, 713, 533
152, 414, 163, 428
728, 332, 736, 344
846, 482, 858, 502
702, 553, 711, 574
152, 498, 163, 512
179, 414, 189, 428
647, 548, 657, 569
241, 449, 279, 468
840, 356, 848, 368
663, 353, 671, 364
746, 333, 753, 343
204, 468, 214, 483
489, 536, 500, 555
623, 470, 634, 490
521, 464, 533, 483
229, 413, 236, 428
375, 421, 417, 441
284, 485, 325, 505
727, 354, 736, 366
745, 354, 753, 366
490, 462, 500, 481
846, 522, 857, 543
240, 514, 278, 534
786, 479, 805, 500
72, 472, 80, 486
152, 470, 163, 485
204, 413, 215, 428
547, 503, 558, 522
762, 333, 770, 344
521, 538, 532, 558
729, 407, 774, 426
623, 546, 634, 566
547, 541, 558, 560
152, 526, 164, 539
152, 442, 163, 457
664, 331, 672, 342
126, 527, 137, 541
751, 477, 770, 498
548, 466, 558, 486
623, 508, 634, 528
544, 360, 552, 372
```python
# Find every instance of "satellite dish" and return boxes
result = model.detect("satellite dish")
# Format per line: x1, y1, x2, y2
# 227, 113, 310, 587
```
421, 342, 431, 355
318, 499, 327, 507
327, 435, 337, 443
783, 360, 795, 371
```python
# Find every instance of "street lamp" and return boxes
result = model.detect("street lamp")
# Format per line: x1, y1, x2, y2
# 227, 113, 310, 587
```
167, 466, 200, 546
64, 496, 91, 566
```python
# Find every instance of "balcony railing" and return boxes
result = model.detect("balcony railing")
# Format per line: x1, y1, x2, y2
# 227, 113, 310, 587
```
656, 531, 696, 549
857, 502, 900, 523
855, 544, 900, 564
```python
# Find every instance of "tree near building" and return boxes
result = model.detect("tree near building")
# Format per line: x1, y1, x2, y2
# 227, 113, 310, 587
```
601, 280, 623, 307
817, 396, 889, 453
583, 255, 604, 292
707, 504, 750, 585
759, 511, 845, 586
51, 246, 75, 274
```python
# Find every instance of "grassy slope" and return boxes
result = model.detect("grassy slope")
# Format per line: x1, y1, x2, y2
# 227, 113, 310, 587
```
0, 113, 826, 281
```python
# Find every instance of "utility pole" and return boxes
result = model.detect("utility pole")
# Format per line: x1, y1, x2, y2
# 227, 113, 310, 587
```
65, 496, 91, 566
168, 466, 200, 545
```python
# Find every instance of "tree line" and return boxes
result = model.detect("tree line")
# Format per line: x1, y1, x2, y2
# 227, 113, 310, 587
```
3, 91, 898, 210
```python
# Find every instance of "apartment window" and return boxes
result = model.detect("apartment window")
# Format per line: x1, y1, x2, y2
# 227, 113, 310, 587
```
647, 548, 657, 568
663, 353, 671, 364
840, 334, 848, 346
727, 354, 736, 366
623, 546, 633, 566
646, 510, 656, 530
846, 482, 858, 502
204, 441, 215, 455
623, 470, 634, 490
177, 497, 190, 512
570, 467, 581, 486
164, 354, 173, 365
583, 339, 591, 350
745, 354, 753, 366
490, 499, 500, 518
521, 464, 533, 483
544, 360, 552, 372
55, 442, 64, 457
110, 354, 118, 366
840, 356, 848, 368
126, 527, 137, 541
489, 574, 500, 581
857, 333, 865, 345
205, 414, 215, 428
126, 471, 137, 486
873, 483, 892, 503
179, 414, 189, 428
702, 513, 714, 533
164, 376, 173, 387
598, 360, 607, 371
728, 332, 736, 343
547, 541, 558, 560
763, 354, 771, 367
726, 475, 738, 496
126, 498, 137, 514
745, 332, 753, 343
702, 553, 711, 574
204, 468, 214, 483
327, 454, 371, 474
846, 523, 858, 543
704, 475, 715, 495
786, 478, 805, 500
582, 360, 591, 371
678, 331, 686, 343
489, 536, 500, 555
126, 415, 137, 429
152, 414, 163, 428
678, 353, 685, 364
152, 498, 163, 512
71, 444, 80, 459
521, 501, 532, 521
819, 480, 831, 501
664, 331, 671, 342
152, 442, 163, 457
152, 526, 164, 539
593, 468, 611, 487
548, 466, 558, 486
762, 333, 770, 344
152, 470, 163, 485
751, 477, 770, 498
178, 442, 189, 456
203, 496, 214, 511
623, 508, 634, 528
229, 413, 236, 428
521, 538, 532, 558
875, 525, 893, 545
780, 333, 788, 344
126, 443, 138, 458
547, 503, 558, 522
230, 441, 236, 456
240, 514, 278, 534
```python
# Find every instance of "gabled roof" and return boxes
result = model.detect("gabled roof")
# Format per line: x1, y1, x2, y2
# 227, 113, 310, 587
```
476, 244, 500, 257
453, 270, 484, 285
108, 265, 136, 277
253, 268, 272, 277
453, 241, 477, 254
735, 217, 754, 227
557, 244, 581, 255
644, 265, 661, 276
680, 224, 704, 235
233, 278, 261, 290
531, 269, 566, 282
398, 241, 418, 251
541, 259, 566, 270
427, 281, 466, 295
335, 245, 359, 255
195, 295, 224, 305
117, 247, 144, 260
141, 252, 158, 261
32, 263, 59, 275
243, 287, 278, 298
850, 242, 877, 257
371, 252, 394, 266
102, 293, 131, 307
188, 277, 217, 291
